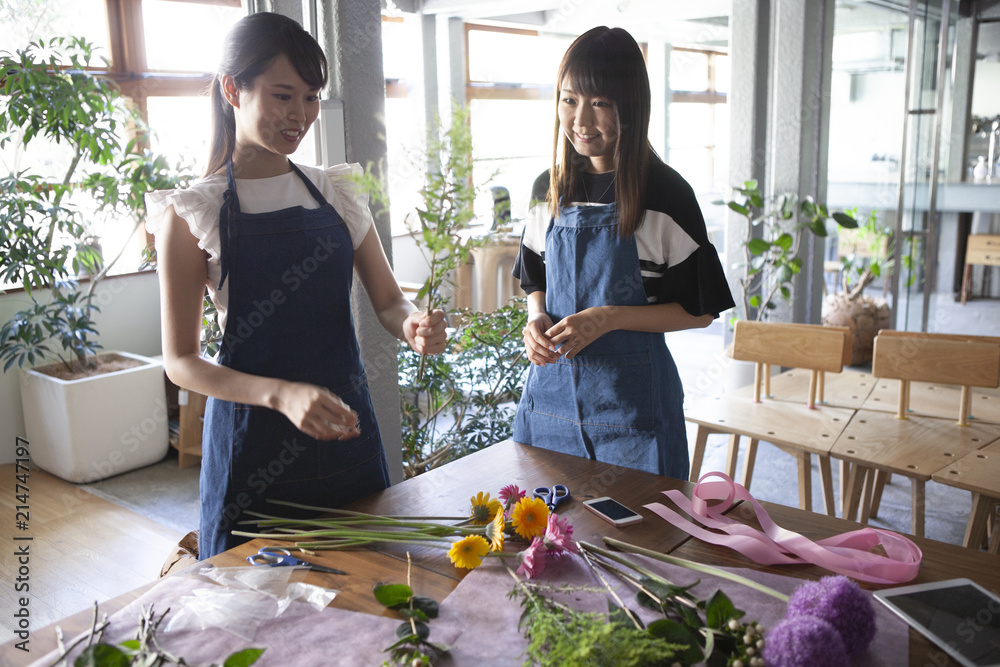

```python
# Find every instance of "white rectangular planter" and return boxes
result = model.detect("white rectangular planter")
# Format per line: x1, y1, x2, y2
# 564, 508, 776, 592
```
19, 351, 169, 483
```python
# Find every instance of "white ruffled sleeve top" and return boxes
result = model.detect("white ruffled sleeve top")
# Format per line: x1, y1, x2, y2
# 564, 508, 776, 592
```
145, 162, 373, 333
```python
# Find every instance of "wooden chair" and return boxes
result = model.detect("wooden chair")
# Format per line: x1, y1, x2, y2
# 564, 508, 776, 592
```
835, 332, 1000, 538
933, 440, 1000, 553
961, 234, 1000, 305
685, 321, 856, 516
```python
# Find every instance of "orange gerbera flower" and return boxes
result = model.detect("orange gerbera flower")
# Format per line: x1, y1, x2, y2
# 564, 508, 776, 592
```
510, 496, 549, 540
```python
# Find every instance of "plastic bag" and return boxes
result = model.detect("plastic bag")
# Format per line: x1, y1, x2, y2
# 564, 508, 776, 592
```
165, 565, 338, 641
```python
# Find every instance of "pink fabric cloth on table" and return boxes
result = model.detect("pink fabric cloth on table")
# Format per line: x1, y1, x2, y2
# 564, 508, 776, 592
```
644, 472, 923, 584
26, 550, 909, 666
435, 552, 909, 666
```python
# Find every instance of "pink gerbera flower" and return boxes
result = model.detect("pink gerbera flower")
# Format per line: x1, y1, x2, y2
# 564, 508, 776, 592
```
542, 513, 578, 556
498, 484, 526, 515
516, 537, 547, 579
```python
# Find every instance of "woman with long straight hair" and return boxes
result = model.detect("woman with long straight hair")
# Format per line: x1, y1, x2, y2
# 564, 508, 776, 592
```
512, 26, 734, 478
147, 12, 446, 558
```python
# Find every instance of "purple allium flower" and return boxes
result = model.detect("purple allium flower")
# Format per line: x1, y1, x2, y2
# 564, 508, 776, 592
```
786, 575, 876, 655
763, 615, 848, 667
542, 513, 578, 556
517, 537, 546, 579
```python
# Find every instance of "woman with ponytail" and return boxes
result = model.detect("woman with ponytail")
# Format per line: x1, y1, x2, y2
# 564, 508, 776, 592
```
147, 12, 446, 558
512, 26, 734, 478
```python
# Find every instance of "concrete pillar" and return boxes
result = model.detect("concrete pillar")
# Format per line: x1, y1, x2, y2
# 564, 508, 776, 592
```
768, 0, 835, 324
726, 0, 770, 328
313, 0, 405, 483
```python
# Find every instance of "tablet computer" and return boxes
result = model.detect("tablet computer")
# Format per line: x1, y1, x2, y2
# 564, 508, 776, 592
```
873, 578, 1000, 667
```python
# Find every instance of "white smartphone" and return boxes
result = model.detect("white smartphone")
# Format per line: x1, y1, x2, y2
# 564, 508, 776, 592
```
873, 578, 1000, 667
581, 497, 643, 527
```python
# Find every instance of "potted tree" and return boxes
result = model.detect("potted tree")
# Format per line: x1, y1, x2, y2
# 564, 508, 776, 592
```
0, 37, 188, 482
718, 179, 858, 323
821, 209, 894, 365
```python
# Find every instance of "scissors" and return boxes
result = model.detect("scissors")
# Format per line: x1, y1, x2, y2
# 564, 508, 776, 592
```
533, 484, 570, 511
246, 546, 347, 575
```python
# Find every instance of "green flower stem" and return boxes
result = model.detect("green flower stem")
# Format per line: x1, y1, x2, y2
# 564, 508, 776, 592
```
600, 537, 789, 603
231, 529, 467, 544
261, 500, 469, 522
580, 549, 644, 630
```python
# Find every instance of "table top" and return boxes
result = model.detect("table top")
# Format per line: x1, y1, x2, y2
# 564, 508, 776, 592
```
5, 440, 999, 666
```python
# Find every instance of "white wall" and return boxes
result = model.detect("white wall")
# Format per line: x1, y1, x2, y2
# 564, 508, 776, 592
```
0, 272, 163, 465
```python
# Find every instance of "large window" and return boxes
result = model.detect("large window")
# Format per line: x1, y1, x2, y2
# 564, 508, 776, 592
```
1, 0, 244, 279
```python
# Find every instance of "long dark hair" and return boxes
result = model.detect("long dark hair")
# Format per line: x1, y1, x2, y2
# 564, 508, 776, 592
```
549, 26, 658, 237
204, 12, 328, 177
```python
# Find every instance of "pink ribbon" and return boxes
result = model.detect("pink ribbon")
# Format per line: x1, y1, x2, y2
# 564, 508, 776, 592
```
645, 472, 922, 584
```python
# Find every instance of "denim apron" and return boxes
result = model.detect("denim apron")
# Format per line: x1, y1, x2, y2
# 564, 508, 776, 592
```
198, 161, 390, 559
512, 202, 689, 479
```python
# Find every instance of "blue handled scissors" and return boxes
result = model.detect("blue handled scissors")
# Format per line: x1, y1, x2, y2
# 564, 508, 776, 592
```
533, 484, 570, 511
246, 546, 347, 575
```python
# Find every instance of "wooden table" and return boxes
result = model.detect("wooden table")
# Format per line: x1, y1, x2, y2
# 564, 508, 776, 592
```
4, 440, 999, 666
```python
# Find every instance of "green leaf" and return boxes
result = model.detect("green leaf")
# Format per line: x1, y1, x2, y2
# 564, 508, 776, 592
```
646, 619, 701, 663
74, 644, 130, 667
399, 607, 429, 622
397, 620, 430, 641
833, 211, 858, 229
705, 590, 737, 629
774, 233, 794, 251
374, 583, 412, 608
118, 640, 140, 652
747, 239, 770, 256
727, 202, 749, 216
410, 596, 440, 619
223, 648, 265, 667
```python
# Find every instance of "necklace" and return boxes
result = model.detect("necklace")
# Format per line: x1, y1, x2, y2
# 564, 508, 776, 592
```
582, 173, 615, 203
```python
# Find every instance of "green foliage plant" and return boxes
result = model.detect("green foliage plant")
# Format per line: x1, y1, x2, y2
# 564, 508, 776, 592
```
0, 37, 189, 373
833, 208, 895, 300
717, 179, 857, 322
399, 302, 528, 478
354, 103, 528, 477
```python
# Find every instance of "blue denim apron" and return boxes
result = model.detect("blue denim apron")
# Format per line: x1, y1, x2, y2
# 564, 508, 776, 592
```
512, 202, 689, 479
198, 161, 390, 559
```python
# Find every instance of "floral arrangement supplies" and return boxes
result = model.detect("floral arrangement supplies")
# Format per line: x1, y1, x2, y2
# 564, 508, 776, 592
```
431, 549, 911, 666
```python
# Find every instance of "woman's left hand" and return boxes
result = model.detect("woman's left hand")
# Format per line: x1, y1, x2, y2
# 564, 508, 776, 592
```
546, 306, 613, 359
403, 309, 448, 354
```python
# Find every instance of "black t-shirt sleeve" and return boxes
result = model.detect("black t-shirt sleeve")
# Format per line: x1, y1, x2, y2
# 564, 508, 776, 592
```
640, 162, 735, 318
512, 171, 551, 294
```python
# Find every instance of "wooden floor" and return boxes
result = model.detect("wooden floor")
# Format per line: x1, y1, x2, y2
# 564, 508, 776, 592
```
0, 463, 184, 640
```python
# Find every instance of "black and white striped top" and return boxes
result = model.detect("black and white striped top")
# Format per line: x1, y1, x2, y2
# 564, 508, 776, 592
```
513, 160, 735, 318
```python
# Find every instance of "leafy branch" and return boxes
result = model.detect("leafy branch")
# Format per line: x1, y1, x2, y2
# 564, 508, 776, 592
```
718, 179, 857, 322
45, 603, 263, 667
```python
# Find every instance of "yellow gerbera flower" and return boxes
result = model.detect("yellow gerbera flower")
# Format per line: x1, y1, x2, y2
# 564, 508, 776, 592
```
485, 507, 506, 552
511, 496, 550, 540
448, 535, 490, 569
469, 491, 503, 525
